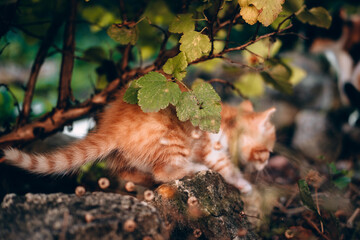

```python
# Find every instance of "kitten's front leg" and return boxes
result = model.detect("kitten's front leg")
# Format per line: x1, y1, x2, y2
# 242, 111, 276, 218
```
203, 150, 252, 193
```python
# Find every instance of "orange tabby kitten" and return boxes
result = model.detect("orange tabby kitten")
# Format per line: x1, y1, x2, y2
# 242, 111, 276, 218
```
0, 91, 276, 193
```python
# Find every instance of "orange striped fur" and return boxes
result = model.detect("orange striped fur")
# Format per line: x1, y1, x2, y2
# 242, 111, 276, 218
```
1, 91, 276, 193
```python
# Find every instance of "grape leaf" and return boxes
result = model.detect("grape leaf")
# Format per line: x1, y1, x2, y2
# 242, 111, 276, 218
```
191, 80, 221, 133
162, 52, 188, 80
234, 72, 265, 97
239, 0, 285, 27
123, 81, 140, 104
179, 31, 211, 62
175, 80, 221, 132
137, 72, 181, 112
240, 5, 259, 25
297, 7, 332, 29
169, 14, 195, 33
107, 24, 138, 45
176, 92, 199, 122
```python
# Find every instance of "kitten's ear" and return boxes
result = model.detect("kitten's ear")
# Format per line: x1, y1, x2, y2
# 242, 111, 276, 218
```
239, 100, 254, 112
262, 107, 276, 121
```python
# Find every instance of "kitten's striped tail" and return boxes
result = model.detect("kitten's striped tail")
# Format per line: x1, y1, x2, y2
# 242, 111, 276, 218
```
0, 133, 116, 175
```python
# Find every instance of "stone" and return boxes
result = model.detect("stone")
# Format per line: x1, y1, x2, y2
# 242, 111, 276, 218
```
0, 192, 166, 240
150, 170, 259, 240
292, 110, 342, 162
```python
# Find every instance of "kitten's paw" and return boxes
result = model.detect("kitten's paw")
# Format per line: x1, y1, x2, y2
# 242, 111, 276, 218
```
236, 179, 252, 194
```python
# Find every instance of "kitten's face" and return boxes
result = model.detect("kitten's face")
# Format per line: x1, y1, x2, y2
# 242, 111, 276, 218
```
236, 101, 276, 171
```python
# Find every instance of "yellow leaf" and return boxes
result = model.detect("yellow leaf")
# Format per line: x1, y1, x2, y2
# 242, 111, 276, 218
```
289, 64, 306, 85
234, 72, 265, 97
240, 5, 260, 25
239, 0, 285, 27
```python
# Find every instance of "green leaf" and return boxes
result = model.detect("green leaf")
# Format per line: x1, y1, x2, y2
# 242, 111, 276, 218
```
298, 180, 318, 212
333, 176, 351, 190
83, 47, 107, 63
234, 72, 265, 97
179, 31, 211, 62
175, 80, 221, 133
137, 72, 181, 112
191, 80, 221, 133
169, 14, 195, 33
107, 24, 138, 45
261, 60, 293, 94
283, 0, 304, 13
81, 6, 116, 32
297, 7, 332, 29
162, 52, 188, 80
176, 92, 199, 121
243, 38, 282, 65
123, 81, 140, 104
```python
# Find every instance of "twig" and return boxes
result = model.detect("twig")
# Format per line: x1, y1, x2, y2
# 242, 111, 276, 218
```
119, 0, 127, 22
18, 18, 64, 125
221, 56, 260, 71
207, 0, 222, 55
303, 215, 331, 240
190, 24, 293, 65
346, 208, 360, 228
120, 44, 131, 72
207, 78, 246, 99
315, 187, 324, 233
224, 5, 240, 50
252, 22, 261, 41
57, 0, 77, 109
0, 42, 10, 55
276, 14, 294, 32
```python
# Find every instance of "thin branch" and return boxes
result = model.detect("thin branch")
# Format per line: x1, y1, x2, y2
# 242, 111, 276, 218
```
252, 22, 261, 41
119, 0, 127, 22
0, 65, 155, 147
207, 78, 247, 99
224, 5, 240, 49
221, 56, 260, 71
18, 17, 64, 125
57, 0, 77, 109
276, 14, 294, 32
303, 215, 331, 240
120, 44, 131, 72
207, 0, 222, 55
190, 24, 293, 65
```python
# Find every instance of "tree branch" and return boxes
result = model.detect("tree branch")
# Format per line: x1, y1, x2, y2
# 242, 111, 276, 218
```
57, 0, 77, 109
0, 65, 155, 147
18, 18, 64, 125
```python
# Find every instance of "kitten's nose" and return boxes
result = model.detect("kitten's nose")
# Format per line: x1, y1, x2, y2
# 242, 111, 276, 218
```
251, 149, 270, 163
